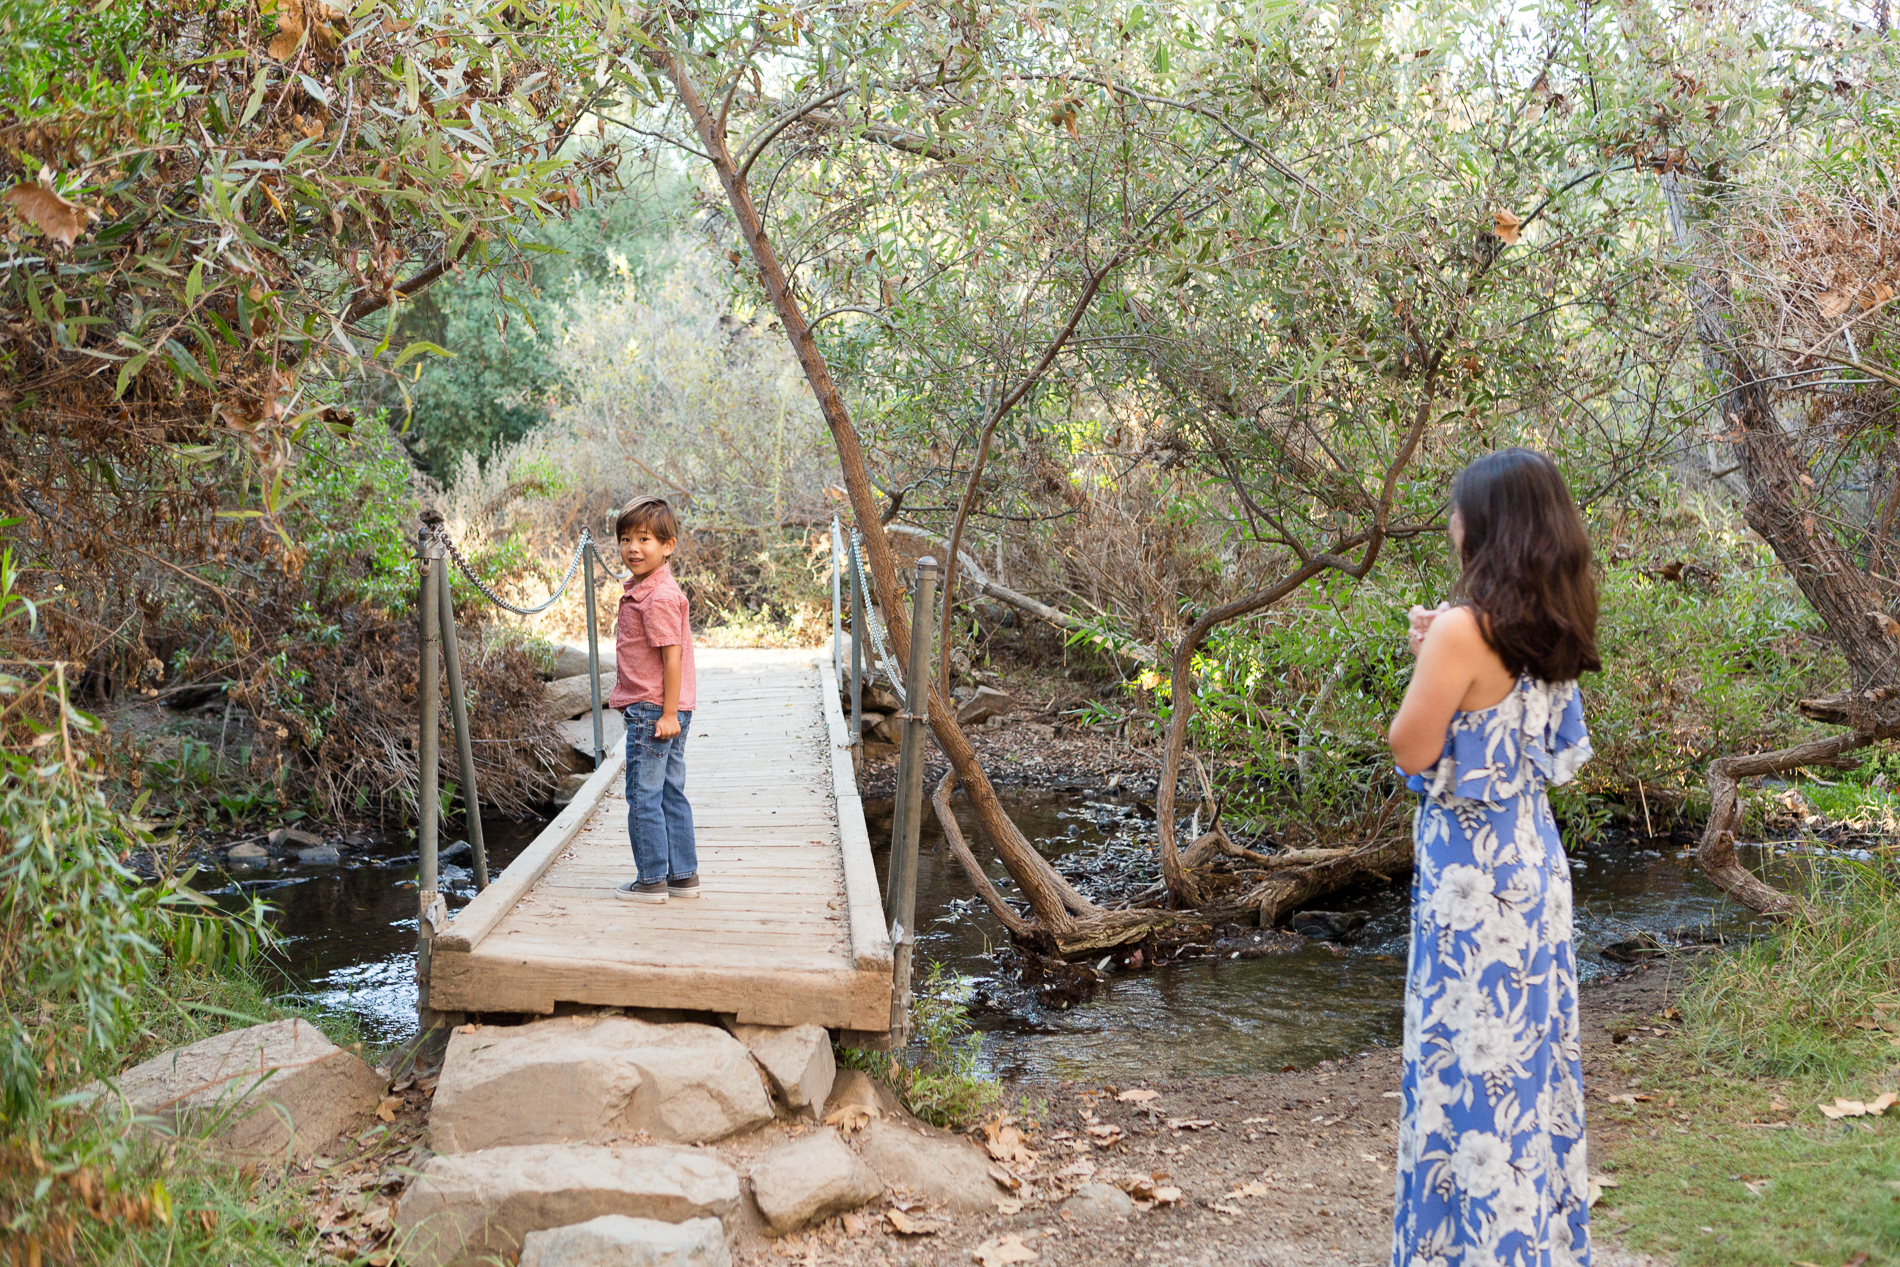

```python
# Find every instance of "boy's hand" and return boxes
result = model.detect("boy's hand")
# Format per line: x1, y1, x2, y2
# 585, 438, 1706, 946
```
1407, 602, 1450, 658
654, 713, 681, 741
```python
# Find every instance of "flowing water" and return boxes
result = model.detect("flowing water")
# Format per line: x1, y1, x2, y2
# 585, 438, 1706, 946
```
209, 791, 1786, 1085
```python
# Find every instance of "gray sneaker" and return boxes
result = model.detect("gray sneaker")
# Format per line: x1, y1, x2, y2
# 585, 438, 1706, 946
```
616, 879, 669, 904
667, 875, 701, 899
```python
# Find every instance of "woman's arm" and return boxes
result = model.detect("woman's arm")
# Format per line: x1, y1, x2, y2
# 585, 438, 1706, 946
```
1388, 606, 1486, 775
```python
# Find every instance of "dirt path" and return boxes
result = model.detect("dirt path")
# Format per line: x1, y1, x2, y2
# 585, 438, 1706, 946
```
733, 963, 1686, 1267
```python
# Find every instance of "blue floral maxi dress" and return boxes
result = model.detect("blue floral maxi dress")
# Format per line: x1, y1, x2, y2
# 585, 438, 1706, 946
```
1391, 677, 1594, 1267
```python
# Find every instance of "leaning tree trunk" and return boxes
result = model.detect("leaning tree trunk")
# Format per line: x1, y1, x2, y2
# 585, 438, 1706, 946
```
658, 45, 1159, 947
1664, 171, 1900, 916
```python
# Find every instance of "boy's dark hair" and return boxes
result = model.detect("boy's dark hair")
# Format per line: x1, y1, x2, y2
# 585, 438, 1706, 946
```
615, 496, 679, 544
1451, 447, 1601, 683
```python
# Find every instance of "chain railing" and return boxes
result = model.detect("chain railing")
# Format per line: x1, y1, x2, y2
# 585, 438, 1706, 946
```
414, 510, 625, 1023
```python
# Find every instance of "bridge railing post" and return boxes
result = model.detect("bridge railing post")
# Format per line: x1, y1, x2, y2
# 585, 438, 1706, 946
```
886, 557, 937, 1049
585, 532, 605, 770
849, 543, 865, 746
831, 518, 843, 690
416, 516, 447, 1023
438, 570, 488, 891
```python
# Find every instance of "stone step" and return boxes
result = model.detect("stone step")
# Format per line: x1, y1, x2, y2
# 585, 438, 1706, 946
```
393, 1143, 739, 1267
430, 1017, 775, 1153
748, 1128, 882, 1234
520, 1215, 729, 1267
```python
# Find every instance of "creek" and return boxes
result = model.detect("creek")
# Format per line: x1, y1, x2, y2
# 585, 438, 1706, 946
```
207, 790, 1784, 1084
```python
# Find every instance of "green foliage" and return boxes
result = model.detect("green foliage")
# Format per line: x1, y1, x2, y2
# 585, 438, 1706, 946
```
843, 963, 1001, 1130
395, 188, 689, 475
0, 550, 273, 1119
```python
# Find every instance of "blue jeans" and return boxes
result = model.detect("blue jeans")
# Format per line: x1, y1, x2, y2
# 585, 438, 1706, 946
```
623, 703, 696, 884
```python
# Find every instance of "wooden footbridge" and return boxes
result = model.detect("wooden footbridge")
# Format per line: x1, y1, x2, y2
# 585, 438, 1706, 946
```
428, 650, 892, 1031
410, 517, 937, 1043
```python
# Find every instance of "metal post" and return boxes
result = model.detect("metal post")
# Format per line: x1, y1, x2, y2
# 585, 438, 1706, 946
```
849, 546, 865, 744
438, 576, 489, 891
886, 557, 937, 1048
584, 534, 605, 770
831, 518, 843, 689
416, 519, 445, 1022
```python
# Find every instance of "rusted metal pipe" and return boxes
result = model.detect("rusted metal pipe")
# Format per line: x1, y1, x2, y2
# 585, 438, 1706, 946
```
886, 557, 937, 1047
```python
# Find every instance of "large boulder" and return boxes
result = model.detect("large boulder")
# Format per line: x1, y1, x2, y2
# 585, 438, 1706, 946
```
748, 1128, 881, 1234
554, 643, 616, 680
723, 1022, 835, 1116
956, 686, 1018, 727
394, 1144, 739, 1267
858, 1117, 1005, 1212
519, 1215, 730, 1267
555, 712, 625, 765
91, 1019, 382, 1160
544, 672, 618, 722
430, 1017, 775, 1153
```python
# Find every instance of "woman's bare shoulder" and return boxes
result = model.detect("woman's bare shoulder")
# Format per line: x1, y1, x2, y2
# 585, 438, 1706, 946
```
1425, 603, 1485, 646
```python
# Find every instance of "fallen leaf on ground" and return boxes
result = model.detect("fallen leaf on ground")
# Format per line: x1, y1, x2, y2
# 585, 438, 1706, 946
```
972, 1234, 1038, 1266
5, 182, 96, 247
826, 1105, 873, 1133
988, 1164, 1024, 1192
984, 1119, 1039, 1168
1770, 1096, 1790, 1112
1085, 1123, 1124, 1147
1742, 1179, 1770, 1197
1606, 1093, 1651, 1105
885, 1210, 946, 1236
1055, 1160, 1097, 1181
993, 1198, 1024, 1215
374, 1096, 401, 1123
1243, 1116, 1274, 1123
1167, 1118, 1215, 1130
1225, 1182, 1272, 1200
1151, 1186, 1183, 1205
840, 1212, 870, 1236
1213, 1202, 1243, 1215
1116, 1089, 1160, 1103
1817, 1091, 1898, 1119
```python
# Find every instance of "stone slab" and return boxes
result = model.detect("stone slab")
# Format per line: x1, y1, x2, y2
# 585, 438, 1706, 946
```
394, 1144, 739, 1267
748, 1128, 881, 1234
723, 1022, 835, 1115
93, 1019, 382, 1160
519, 1215, 730, 1267
431, 1016, 775, 1152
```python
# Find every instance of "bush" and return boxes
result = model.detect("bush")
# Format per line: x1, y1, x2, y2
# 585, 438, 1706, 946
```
844, 962, 1001, 1130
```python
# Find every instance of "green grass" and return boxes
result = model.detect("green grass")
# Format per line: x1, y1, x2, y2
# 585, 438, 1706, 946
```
1594, 860, 1900, 1266
840, 961, 1002, 1130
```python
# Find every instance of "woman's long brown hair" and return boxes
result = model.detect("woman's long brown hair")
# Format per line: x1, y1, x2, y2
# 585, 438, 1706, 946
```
1451, 448, 1601, 683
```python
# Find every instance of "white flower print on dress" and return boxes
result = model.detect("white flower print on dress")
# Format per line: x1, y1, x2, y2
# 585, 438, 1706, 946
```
1392, 677, 1592, 1267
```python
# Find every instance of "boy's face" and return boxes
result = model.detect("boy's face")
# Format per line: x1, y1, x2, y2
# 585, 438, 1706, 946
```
620, 527, 676, 580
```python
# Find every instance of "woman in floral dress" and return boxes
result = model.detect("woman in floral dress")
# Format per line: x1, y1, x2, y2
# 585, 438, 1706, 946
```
1386, 449, 1601, 1267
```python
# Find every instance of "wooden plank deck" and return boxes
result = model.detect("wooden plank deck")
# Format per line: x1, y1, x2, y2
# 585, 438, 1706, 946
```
429, 648, 893, 1031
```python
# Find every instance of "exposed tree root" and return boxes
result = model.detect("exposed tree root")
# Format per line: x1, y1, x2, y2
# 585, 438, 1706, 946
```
1697, 723, 1900, 918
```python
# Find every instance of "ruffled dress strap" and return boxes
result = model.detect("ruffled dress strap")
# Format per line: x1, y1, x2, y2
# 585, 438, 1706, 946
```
1404, 677, 1592, 807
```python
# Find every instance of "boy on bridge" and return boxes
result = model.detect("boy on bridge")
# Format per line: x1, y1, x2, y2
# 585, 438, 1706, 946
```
608, 496, 701, 904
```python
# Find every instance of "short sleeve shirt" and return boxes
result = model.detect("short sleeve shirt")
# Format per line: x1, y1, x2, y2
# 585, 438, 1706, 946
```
608, 563, 696, 712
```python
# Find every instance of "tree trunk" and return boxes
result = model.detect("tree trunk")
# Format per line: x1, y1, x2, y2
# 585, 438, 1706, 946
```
659, 48, 1095, 935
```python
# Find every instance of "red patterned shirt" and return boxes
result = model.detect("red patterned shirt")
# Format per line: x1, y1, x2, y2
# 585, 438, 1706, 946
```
608, 563, 696, 712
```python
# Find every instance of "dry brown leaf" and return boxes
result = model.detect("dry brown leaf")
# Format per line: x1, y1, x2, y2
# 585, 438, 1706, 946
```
993, 1198, 1024, 1215
1054, 1159, 1097, 1181
1866, 282, 1895, 309
885, 1210, 946, 1236
1151, 1186, 1183, 1205
1606, 1093, 1651, 1106
1115, 1088, 1160, 1103
1816, 288, 1852, 321
267, 0, 307, 60
825, 1104, 873, 1133
1166, 1118, 1215, 1131
1818, 1092, 1898, 1119
1224, 1181, 1272, 1200
1492, 208, 1522, 245
987, 1164, 1023, 1192
4, 182, 94, 247
840, 1211, 870, 1236
971, 1234, 1038, 1266
373, 1096, 401, 1123
983, 1120, 1038, 1168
